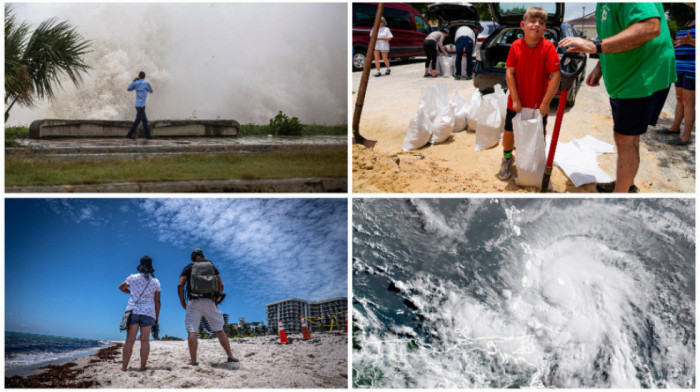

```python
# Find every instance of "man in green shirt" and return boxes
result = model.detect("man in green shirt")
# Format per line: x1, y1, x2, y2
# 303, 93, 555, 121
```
559, 3, 676, 193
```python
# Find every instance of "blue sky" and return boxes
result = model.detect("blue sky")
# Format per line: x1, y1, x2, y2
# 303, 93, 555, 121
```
5, 198, 348, 341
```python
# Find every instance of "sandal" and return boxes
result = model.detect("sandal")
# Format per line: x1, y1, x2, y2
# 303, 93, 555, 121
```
657, 128, 681, 135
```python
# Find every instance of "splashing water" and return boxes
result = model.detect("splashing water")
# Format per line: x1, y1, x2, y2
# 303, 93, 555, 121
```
8, 3, 347, 126
353, 199, 695, 388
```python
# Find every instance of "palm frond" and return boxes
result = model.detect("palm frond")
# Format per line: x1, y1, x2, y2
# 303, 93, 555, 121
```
5, 6, 34, 106
23, 17, 92, 99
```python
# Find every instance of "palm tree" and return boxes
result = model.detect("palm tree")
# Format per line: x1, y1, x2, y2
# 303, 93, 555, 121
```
5, 6, 91, 121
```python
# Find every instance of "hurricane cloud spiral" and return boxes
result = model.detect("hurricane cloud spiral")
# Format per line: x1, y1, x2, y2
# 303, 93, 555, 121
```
352, 199, 695, 388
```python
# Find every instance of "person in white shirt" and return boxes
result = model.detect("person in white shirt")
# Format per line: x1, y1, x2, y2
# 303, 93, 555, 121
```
119, 256, 161, 372
370, 17, 393, 77
454, 26, 476, 80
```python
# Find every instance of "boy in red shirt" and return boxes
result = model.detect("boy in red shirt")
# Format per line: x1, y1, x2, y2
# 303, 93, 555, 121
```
498, 7, 561, 180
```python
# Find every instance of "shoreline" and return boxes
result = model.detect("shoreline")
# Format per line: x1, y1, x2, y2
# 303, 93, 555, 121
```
5, 344, 122, 388
5, 334, 348, 388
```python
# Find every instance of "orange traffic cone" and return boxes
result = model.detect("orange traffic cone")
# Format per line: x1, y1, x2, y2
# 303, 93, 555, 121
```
278, 318, 289, 344
344, 310, 348, 333
300, 316, 311, 340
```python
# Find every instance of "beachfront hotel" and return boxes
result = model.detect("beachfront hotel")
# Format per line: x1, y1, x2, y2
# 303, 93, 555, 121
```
266, 297, 348, 334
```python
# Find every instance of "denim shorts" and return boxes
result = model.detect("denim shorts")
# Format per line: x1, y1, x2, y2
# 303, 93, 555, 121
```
128, 313, 156, 327
609, 86, 670, 135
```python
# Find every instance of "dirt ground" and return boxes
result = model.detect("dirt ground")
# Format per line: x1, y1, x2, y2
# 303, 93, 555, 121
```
352, 60, 695, 193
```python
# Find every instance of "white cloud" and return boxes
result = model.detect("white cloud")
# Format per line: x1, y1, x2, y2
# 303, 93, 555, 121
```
139, 199, 347, 303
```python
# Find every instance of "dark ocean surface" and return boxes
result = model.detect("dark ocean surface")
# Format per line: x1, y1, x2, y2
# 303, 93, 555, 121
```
352, 199, 695, 388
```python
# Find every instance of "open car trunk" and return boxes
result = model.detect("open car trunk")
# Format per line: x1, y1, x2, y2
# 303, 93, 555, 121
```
481, 27, 561, 70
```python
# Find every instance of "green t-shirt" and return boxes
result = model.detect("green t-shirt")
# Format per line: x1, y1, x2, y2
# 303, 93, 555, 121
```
596, 3, 676, 99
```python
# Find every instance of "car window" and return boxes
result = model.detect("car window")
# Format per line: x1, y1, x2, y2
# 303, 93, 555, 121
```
493, 28, 558, 45
415, 15, 430, 35
384, 7, 413, 31
353, 3, 376, 28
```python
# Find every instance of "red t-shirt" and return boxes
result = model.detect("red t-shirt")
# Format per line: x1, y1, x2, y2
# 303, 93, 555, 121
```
506, 38, 560, 111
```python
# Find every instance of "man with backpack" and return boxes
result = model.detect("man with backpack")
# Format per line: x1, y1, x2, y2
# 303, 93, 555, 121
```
178, 248, 238, 365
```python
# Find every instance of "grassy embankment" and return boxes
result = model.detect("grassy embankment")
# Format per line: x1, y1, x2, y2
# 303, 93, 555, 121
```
5, 124, 347, 186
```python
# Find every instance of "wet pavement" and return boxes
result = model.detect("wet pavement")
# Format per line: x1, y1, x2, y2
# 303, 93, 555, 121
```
7, 136, 347, 161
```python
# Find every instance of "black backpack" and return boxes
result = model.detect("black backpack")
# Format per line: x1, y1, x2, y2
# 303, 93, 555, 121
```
189, 259, 219, 297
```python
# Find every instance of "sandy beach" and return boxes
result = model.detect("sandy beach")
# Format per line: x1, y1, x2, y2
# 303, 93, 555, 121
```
5, 333, 348, 388
352, 61, 695, 193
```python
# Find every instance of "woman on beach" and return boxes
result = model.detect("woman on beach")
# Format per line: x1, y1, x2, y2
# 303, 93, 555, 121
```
423, 29, 449, 78
119, 256, 161, 371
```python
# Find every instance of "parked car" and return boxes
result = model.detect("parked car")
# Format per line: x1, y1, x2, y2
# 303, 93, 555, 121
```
352, 3, 431, 71
473, 3, 587, 107
476, 21, 500, 52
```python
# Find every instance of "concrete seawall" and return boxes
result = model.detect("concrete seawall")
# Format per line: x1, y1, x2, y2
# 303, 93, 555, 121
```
29, 119, 239, 138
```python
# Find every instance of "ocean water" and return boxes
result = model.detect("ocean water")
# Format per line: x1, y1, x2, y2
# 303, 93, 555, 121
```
352, 199, 695, 388
5, 332, 111, 377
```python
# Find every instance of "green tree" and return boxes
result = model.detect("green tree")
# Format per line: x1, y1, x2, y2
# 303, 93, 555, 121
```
5, 5, 91, 121
268, 111, 303, 136
664, 3, 695, 37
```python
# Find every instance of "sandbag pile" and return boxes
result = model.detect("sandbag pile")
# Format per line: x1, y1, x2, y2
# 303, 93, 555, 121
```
402, 83, 510, 153
475, 84, 508, 151
403, 84, 459, 151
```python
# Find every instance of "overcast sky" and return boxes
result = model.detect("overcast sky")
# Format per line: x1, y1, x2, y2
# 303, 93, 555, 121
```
7, 3, 348, 126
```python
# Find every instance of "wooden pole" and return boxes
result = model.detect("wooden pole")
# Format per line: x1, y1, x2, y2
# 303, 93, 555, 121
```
352, 3, 384, 147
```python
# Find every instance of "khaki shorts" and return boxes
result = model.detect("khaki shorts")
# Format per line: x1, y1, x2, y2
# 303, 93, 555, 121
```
185, 298, 224, 333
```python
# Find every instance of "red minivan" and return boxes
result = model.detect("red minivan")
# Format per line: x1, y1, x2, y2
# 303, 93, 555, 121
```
352, 3, 432, 71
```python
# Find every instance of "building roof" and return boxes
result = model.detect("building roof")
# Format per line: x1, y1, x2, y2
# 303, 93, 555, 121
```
265, 298, 309, 306
265, 297, 348, 307
566, 12, 596, 27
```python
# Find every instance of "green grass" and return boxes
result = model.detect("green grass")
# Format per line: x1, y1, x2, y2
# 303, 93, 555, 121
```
5, 126, 30, 147
6, 149, 347, 187
239, 123, 346, 136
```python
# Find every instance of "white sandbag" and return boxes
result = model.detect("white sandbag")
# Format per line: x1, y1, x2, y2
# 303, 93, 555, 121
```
429, 83, 454, 144
402, 109, 431, 151
465, 90, 481, 131
421, 85, 439, 121
440, 56, 455, 77
493, 84, 508, 130
475, 92, 501, 151
450, 88, 468, 132
513, 108, 546, 187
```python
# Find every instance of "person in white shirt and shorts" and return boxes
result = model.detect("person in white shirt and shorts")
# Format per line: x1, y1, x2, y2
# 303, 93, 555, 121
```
371, 17, 393, 76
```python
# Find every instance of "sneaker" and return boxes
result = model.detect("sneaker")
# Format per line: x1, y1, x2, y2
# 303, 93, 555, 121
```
668, 137, 691, 146
498, 156, 514, 180
385, 69, 391, 75
374, 72, 381, 77
596, 181, 640, 193
454, 75, 461, 80
464, 75, 473, 80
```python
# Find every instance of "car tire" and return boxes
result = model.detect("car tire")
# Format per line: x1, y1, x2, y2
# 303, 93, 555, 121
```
353, 46, 368, 71
566, 78, 578, 107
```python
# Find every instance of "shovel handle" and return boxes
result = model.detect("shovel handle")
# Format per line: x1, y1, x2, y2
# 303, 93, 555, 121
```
540, 89, 568, 192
